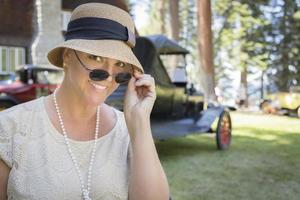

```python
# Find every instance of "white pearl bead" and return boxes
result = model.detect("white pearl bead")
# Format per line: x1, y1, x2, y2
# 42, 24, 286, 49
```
53, 89, 100, 199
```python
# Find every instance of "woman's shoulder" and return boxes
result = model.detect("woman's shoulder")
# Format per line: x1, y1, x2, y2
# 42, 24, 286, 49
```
110, 106, 127, 127
0, 97, 42, 116
0, 98, 44, 168
103, 103, 124, 120
0, 98, 43, 126
103, 104, 129, 135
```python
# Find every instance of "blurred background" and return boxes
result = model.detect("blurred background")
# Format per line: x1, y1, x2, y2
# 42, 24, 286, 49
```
130, 0, 300, 113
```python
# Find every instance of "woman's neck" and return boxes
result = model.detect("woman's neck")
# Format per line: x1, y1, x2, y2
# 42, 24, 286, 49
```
54, 83, 98, 121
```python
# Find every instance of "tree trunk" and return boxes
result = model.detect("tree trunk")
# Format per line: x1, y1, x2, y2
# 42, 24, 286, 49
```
168, 0, 180, 81
281, 0, 289, 91
261, 70, 265, 100
158, 0, 167, 34
240, 67, 248, 107
197, 0, 216, 104
169, 0, 180, 41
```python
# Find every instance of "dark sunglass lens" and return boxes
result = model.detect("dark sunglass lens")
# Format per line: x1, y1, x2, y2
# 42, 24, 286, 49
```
115, 72, 132, 84
89, 70, 109, 81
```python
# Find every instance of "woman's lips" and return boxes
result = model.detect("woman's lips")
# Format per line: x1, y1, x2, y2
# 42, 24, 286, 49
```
90, 81, 107, 91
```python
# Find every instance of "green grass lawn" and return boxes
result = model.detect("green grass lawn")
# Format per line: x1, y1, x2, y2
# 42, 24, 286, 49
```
155, 112, 300, 200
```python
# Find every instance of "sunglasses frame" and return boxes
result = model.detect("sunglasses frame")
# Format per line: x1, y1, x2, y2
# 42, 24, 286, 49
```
73, 50, 133, 84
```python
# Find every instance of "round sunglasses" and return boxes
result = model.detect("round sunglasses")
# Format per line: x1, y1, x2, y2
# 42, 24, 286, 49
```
74, 50, 132, 84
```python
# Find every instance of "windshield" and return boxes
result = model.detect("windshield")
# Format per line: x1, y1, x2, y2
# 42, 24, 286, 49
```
0, 74, 15, 84
159, 54, 187, 82
160, 54, 186, 69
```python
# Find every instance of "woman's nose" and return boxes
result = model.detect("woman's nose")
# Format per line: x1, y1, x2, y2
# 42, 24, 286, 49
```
106, 75, 113, 82
103, 64, 115, 82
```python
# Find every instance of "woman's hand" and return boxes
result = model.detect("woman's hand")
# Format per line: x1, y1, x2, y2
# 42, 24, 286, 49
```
124, 70, 156, 135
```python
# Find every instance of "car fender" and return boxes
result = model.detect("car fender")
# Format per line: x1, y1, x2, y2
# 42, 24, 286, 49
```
0, 93, 19, 105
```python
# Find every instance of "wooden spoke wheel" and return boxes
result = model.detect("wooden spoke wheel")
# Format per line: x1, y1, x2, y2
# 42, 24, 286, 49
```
216, 110, 232, 150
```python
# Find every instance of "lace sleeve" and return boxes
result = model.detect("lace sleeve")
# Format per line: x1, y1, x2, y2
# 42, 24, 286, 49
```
0, 111, 14, 168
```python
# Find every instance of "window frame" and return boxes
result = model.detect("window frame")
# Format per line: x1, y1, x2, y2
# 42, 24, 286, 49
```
0, 46, 26, 73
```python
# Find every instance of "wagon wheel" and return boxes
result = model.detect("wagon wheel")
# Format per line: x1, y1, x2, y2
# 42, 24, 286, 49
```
216, 110, 232, 150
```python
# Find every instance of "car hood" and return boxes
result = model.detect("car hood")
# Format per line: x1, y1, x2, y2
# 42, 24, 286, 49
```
0, 81, 25, 93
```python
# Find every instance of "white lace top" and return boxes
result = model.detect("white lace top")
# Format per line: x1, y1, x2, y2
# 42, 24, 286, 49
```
0, 97, 132, 200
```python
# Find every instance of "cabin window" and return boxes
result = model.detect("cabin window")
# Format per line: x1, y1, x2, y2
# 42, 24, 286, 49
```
0, 46, 25, 73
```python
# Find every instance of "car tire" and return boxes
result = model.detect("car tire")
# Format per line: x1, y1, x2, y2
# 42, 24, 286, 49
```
260, 100, 270, 113
216, 110, 232, 150
0, 101, 15, 111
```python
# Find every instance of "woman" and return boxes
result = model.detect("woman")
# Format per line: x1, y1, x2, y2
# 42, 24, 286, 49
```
0, 3, 169, 200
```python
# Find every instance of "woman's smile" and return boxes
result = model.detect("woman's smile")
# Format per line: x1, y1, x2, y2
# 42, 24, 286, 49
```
89, 80, 108, 91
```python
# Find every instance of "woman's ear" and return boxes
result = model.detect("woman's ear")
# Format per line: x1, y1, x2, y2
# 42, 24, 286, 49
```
62, 48, 71, 70
62, 48, 70, 63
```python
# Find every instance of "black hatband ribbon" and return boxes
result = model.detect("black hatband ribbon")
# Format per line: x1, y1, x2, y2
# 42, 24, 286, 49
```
65, 17, 136, 48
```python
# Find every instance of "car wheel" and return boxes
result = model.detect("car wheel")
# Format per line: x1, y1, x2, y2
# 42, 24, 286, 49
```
260, 100, 270, 113
0, 101, 15, 111
261, 100, 278, 114
216, 110, 232, 150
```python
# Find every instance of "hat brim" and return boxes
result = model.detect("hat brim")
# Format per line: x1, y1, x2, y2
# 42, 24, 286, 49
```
47, 39, 144, 73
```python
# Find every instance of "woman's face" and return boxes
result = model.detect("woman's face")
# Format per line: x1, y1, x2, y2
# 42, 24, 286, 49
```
62, 49, 133, 106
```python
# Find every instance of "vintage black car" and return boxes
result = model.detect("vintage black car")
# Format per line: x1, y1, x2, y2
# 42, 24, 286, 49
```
107, 35, 204, 119
107, 35, 231, 150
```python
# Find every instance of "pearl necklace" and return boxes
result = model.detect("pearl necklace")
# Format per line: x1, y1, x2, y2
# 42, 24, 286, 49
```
53, 89, 99, 200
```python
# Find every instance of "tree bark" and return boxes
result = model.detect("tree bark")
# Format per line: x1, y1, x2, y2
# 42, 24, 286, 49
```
261, 70, 265, 100
240, 67, 248, 107
168, 0, 180, 81
169, 0, 180, 41
197, 0, 216, 103
158, 0, 167, 34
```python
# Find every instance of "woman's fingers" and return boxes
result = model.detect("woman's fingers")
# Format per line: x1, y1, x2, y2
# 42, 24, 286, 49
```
135, 76, 155, 92
133, 69, 143, 78
135, 78, 154, 87
134, 74, 154, 84
129, 70, 156, 100
127, 75, 137, 92
135, 77, 156, 100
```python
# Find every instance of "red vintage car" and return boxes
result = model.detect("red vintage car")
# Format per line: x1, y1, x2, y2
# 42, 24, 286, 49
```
0, 65, 64, 110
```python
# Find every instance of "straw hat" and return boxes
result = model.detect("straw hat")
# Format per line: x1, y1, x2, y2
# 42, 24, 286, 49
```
47, 3, 144, 73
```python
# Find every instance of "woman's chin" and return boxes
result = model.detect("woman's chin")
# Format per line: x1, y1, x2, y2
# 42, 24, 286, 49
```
86, 96, 105, 107
86, 89, 106, 104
